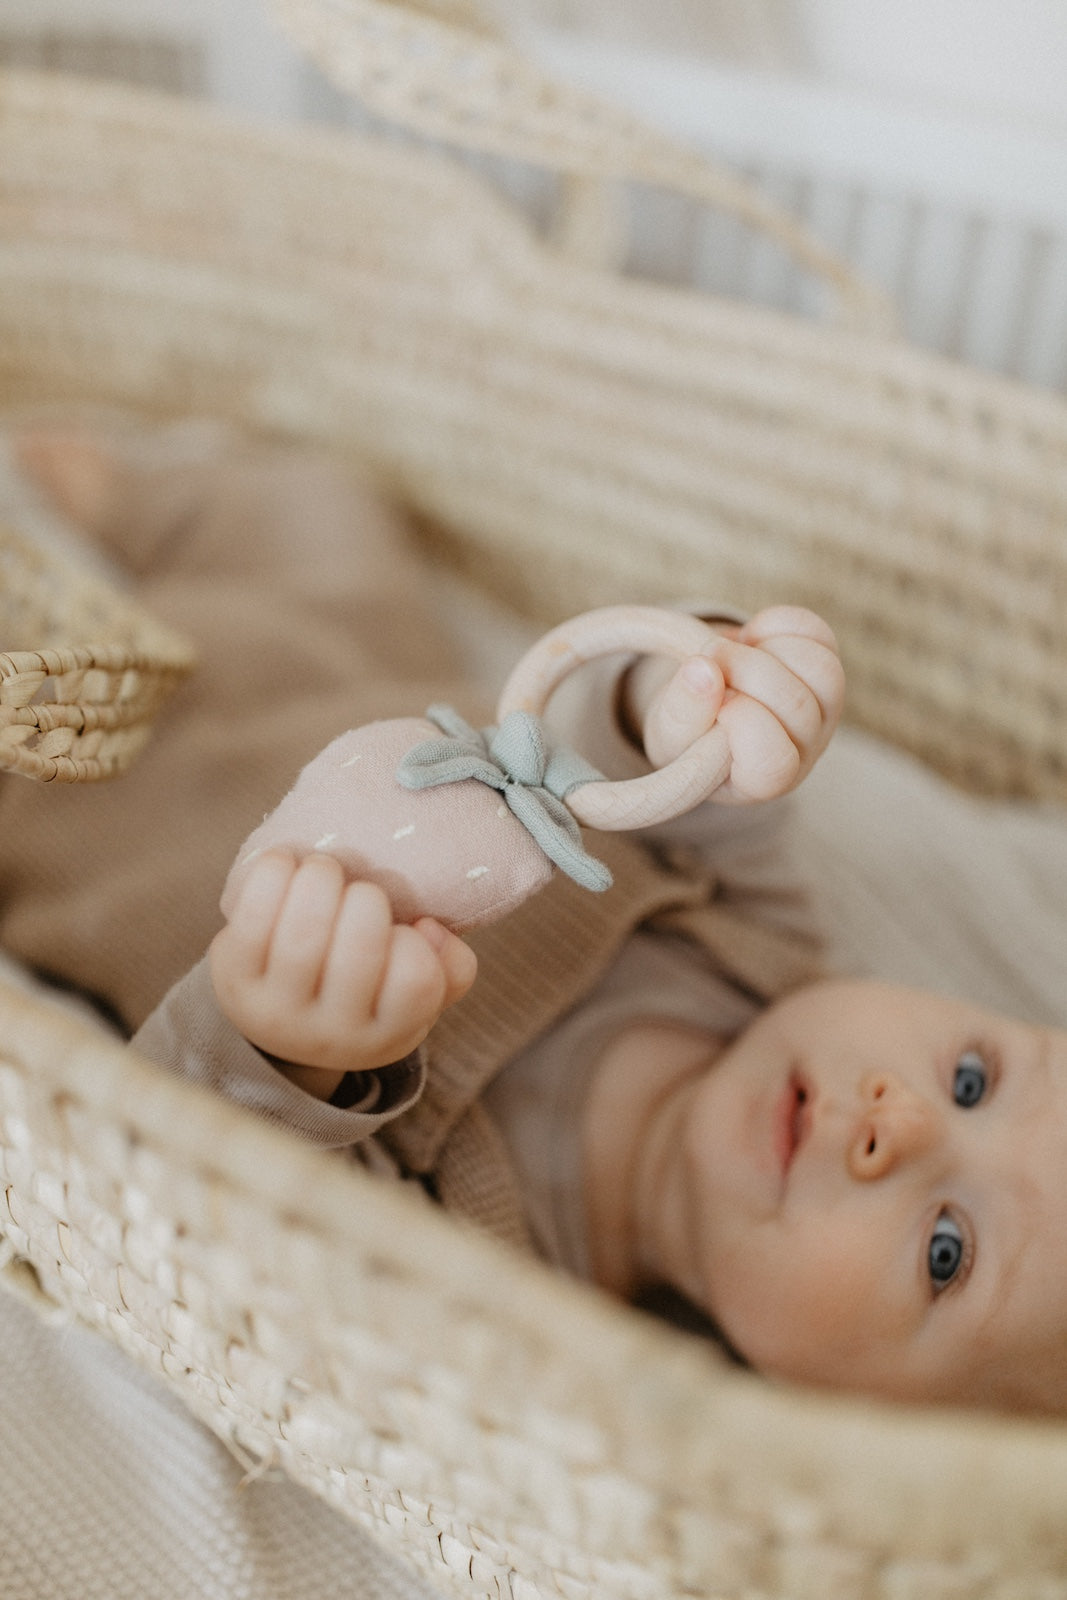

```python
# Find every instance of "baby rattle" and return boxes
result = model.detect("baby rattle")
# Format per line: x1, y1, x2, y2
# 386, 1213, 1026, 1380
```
221, 606, 731, 932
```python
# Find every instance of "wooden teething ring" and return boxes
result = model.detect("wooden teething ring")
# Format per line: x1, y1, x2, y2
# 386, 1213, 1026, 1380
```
496, 605, 731, 831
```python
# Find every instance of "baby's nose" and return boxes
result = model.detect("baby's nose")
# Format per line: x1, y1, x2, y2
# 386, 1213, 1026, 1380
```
847, 1071, 941, 1180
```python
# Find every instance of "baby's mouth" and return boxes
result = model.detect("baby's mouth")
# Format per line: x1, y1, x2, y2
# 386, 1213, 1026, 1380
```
777, 1072, 811, 1179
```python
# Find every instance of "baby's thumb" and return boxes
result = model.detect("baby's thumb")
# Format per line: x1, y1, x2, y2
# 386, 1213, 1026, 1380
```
644, 655, 725, 769
414, 918, 478, 1006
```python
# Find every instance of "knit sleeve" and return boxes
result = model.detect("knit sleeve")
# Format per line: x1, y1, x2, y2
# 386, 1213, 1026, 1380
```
130, 957, 426, 1149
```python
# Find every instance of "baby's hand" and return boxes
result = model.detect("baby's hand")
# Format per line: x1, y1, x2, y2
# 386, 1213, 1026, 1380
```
209, 851, 477, 1096
634, 606, 845, 804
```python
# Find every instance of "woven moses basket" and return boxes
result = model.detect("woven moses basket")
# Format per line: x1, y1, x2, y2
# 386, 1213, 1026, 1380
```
4, 2, 1067, 1595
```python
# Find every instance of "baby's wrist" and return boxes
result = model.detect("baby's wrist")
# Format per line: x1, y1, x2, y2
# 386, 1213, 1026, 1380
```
270, 1057, 348, 1102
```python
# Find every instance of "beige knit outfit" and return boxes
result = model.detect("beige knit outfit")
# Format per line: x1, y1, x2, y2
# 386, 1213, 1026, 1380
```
2, 437, 823, 1261
0, 441, 486, 1029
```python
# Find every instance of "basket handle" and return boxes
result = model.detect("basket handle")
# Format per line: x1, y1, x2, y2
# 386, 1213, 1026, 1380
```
271, 0, 897, 336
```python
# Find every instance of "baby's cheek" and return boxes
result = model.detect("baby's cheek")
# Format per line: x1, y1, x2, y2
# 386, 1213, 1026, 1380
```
709, 1220, 896, 1384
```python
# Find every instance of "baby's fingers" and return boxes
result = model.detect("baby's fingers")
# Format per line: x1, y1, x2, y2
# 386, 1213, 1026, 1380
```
316, 878, 401, 1017
748, 636, 845, 756
737, 607, 845, 730
738, 605, 839, 654
265, 852, 358, 1002
370, 925, 455, 1056
211, 850, 299, 987
716, 694, 801, 801
716, 641, 824, 753
413, 919, 478, 1007
643, 654, 726, 769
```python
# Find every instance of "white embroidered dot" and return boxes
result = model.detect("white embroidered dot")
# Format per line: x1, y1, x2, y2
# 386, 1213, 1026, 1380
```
466, 865, 490, 880
340, 752, 363, 768
239, 847, 264, 868
314, 833, 338, 850
496, 804, 508, 818
392, 823, 416, 840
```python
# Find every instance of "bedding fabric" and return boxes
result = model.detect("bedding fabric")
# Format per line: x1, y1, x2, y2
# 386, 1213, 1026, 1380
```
0, 1285, 439, 1600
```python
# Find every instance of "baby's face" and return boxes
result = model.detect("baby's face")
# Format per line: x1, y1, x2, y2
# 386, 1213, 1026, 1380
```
684, 979, 1067, 1412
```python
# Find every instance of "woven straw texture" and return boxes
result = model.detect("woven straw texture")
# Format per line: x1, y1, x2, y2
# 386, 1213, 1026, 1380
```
4, 52, 1067, 802
2, 3, 1067, 1593
0, 522, 193, 781
6, 981, 1067, 1600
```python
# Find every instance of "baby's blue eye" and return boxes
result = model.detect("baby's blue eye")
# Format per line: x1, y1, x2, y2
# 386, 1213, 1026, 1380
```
953, 1051, 988, 1108
929, 1213, 964, 1290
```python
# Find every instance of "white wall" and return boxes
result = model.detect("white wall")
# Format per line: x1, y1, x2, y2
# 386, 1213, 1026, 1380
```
796, 1, 1067, 136
4, 0, 1066, 135
516, 0, 1067, 138
513, 0, 804, 68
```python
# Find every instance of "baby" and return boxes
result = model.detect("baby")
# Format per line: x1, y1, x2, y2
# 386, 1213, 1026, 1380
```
12, 425, 1067, 1419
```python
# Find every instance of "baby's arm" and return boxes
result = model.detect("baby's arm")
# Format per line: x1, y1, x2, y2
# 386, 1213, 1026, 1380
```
626, 605, 845, 804
209, 851, 477, 1102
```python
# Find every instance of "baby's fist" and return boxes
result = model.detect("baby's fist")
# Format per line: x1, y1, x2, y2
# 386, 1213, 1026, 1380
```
210, 852, 477, 1095
634, 606, 844, 805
